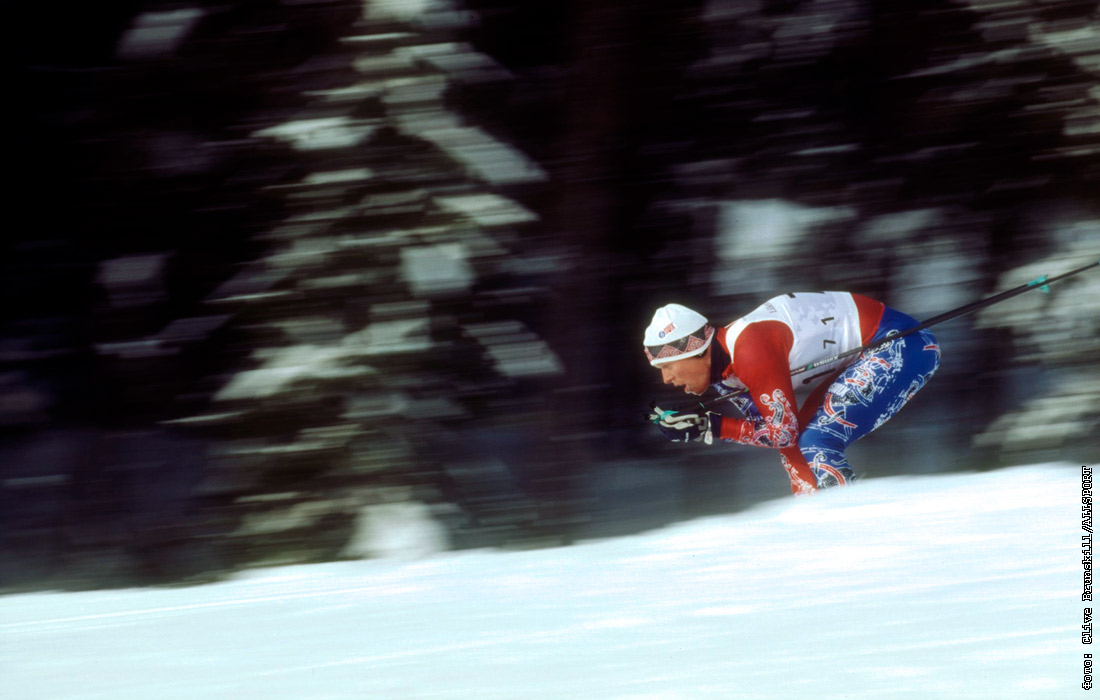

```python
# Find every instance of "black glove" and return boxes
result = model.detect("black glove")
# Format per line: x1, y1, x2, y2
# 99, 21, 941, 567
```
647, 404, 720, 444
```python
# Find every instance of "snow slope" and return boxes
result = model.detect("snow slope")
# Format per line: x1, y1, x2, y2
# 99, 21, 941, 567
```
3, 464, 1087, 699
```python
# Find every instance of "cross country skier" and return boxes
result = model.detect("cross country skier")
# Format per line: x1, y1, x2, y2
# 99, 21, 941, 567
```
644, 292, 941, 494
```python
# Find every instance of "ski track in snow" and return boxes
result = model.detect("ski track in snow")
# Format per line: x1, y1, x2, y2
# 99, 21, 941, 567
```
2, 464, 1086, 699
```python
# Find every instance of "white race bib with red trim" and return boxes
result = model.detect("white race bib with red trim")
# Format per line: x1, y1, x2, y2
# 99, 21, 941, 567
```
725, 291, 864, 374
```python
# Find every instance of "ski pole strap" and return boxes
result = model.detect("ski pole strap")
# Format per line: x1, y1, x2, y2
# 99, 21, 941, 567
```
1029, 274, 1050, 293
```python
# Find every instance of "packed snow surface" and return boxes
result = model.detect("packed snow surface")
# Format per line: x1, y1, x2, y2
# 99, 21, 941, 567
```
3, 464, 1088, 699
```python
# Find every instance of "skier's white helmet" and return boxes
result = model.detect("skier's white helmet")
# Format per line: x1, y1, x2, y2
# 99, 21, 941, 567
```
643, 303, 715, 366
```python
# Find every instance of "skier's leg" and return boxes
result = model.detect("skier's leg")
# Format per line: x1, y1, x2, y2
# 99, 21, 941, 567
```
726, 390, 818, 494
797, 368, 842, 427
779, 446, 818, 495
798, 308, 941, 488
774, 371, 842, 494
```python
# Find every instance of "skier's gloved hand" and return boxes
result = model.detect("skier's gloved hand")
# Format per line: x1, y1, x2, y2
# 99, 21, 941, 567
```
647, 404, 720, 444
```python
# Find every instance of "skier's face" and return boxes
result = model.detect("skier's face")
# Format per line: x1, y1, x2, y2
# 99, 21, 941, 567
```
658, 349, 711, 395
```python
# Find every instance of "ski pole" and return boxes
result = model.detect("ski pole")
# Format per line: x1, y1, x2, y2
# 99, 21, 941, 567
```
694, 258, 1100, 410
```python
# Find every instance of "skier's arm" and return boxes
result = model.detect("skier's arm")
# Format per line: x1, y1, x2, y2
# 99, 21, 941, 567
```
713, 322, 800, 449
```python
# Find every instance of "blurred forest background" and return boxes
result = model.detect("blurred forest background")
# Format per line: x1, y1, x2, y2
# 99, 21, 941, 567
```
2, 0, 1098, 591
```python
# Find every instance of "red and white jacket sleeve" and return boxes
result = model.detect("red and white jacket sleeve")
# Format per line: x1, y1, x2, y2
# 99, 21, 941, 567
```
714, 321, 801, 449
